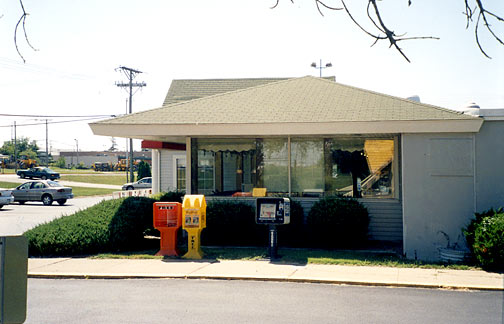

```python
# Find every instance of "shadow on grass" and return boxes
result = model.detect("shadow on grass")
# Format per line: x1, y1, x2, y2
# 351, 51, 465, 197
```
93, 244, 481, 271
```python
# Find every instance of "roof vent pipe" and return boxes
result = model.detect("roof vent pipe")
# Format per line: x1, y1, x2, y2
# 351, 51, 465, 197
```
462, 102, 481, 116
406, 95, 421, 103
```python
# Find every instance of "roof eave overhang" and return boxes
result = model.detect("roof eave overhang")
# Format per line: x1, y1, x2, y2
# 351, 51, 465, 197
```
90, 119, 484, 140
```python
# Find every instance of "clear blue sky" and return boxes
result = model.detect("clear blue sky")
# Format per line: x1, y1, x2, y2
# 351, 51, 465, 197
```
1, 0, 503, 152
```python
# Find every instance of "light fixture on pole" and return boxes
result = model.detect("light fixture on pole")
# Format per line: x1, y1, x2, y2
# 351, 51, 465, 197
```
74, 139, 79, 166
311, 59, 332, 78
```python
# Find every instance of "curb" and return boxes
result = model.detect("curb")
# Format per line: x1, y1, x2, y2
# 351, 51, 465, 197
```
27, 272, 504, 292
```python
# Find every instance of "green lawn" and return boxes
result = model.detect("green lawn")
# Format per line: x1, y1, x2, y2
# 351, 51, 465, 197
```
0, 181, 115, 197
60, 174, 129, 186
0, 181, 18, 188
93, 246, 479, 271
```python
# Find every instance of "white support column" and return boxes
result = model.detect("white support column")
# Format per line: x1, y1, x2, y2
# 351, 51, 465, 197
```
288, 136, 291, 196
186, 137, 191, 194
152, 149, 160, 194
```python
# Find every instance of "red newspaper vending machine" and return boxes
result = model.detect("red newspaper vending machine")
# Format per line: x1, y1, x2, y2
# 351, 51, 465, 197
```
153, 202, 182, 256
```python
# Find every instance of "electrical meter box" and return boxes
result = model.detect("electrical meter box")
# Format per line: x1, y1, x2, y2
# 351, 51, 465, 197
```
0, 236, 28, 324
153, 202, 182, 229
256, 197, 290, 225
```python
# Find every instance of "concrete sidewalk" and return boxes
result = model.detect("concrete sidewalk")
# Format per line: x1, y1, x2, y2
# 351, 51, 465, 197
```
28, 258, 504, 291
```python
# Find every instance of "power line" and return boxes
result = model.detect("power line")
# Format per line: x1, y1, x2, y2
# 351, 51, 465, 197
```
0, 116, 111, 128
0, 113, 117, 118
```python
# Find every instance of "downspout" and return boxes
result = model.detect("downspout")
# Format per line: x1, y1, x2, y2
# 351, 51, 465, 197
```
186, 137, 191, 194
288, 136, 291, 196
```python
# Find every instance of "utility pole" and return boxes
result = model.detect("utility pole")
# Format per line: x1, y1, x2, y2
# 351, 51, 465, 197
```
45, 119, 49, 167
13, 121, 17, 173
115, 66, 146, 183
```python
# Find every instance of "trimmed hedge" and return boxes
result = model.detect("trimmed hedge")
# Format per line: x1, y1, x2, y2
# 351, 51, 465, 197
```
108, 197, 156, 251
277, 199, 305, 247
306, 197, 369, 248
25, 193, 371, 256
202, 200, 266, 246
25, 197, 157, 256
25, 199, 121, 256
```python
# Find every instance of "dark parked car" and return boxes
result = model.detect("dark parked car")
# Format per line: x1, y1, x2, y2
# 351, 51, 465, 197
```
12, 180, 73, 206
17, 167, 60, 180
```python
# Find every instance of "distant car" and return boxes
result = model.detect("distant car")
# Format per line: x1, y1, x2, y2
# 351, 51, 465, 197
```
17, 167, 60, 180
12, 180, 73, 206
122, 177, 152, 190
0, 189, 14, 209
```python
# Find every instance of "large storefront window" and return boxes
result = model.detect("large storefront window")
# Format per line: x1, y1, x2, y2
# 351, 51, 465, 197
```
191, 137, 395, 198
291, 138, 324, 196
323, 138, 394, 198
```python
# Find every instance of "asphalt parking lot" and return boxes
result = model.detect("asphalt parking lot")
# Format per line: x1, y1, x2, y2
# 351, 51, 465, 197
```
0, 195, 112, 236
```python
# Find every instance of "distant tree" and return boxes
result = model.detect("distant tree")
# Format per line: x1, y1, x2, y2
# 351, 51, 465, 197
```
0, 137, 39, 159
55, 157, 66, 169
136, 161, 151, 181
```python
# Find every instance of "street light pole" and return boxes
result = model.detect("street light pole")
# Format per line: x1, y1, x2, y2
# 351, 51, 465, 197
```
74, 139, 79, 166
311, 59, 333, 78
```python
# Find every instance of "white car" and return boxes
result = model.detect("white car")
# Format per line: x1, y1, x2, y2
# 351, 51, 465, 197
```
0, 189, 15, 209
122, 177, 152, 191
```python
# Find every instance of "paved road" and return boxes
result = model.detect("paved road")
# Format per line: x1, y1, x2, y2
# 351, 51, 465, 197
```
0, 174, 122, 189
0, 195, 112, 235
25, 278, 503, 324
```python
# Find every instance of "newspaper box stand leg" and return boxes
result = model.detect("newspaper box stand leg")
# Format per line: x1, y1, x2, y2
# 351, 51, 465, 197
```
156, 228, 179, 256
153, 202, 182, 256
182, 195, 206, 259
256, 198, 290, 260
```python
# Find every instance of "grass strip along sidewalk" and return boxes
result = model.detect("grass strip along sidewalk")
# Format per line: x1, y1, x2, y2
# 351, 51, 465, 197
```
93, 246, 479, 271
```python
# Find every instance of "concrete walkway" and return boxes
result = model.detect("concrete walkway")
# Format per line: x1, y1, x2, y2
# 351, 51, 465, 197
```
28, 258, 504, 291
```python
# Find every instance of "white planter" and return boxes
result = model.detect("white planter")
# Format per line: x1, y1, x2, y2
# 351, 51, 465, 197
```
438, 248, 469, 263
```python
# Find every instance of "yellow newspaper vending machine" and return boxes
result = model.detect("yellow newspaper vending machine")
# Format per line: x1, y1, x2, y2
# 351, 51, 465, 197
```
182, 195, 206, 259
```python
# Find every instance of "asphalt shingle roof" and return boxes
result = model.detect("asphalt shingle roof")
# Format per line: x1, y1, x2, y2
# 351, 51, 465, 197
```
98, 76, 476, 126
162, 77, 335, 105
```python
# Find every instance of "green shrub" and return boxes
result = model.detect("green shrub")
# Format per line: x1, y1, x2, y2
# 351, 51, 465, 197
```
306, 197, 369, 248
157, 191, 185, 203
54, 156, 66, 169
464, 207, 503, 253
108, 197, 156, 251
24, 199, 122, 256
472, 213, 504, 271
24, 197, 158, 256
202, 200, 266, 246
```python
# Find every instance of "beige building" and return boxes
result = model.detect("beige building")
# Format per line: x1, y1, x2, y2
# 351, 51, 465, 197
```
90, 76, 504, 261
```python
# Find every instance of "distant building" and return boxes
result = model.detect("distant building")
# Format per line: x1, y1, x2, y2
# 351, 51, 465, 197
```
58, 150, 151, 168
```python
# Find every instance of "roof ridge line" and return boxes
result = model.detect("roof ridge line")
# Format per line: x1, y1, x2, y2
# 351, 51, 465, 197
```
109, 76, 331, 122
317, 78, 473, 118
